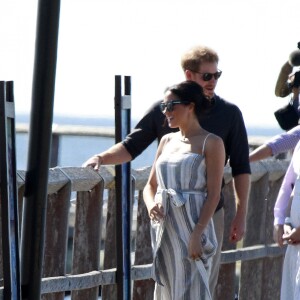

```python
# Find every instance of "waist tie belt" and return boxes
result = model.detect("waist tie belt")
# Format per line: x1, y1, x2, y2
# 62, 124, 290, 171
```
156, 188, 206, 207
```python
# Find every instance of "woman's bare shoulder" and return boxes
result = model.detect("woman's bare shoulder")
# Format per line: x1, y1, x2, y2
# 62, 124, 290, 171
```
205, 133, 224, 151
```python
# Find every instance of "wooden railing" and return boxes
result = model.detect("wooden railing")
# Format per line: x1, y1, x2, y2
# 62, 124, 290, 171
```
12, 125, 289, 299
0, 158, 289, 300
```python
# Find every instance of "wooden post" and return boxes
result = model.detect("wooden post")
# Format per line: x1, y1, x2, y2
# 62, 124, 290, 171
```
42, 182, 71, 300
216, 180, 236, 300
102, 190, 117, 300
71, 181, 104, 300
132, 191, 154, 300
260, 177, 285, 300
239, 173, 269, 300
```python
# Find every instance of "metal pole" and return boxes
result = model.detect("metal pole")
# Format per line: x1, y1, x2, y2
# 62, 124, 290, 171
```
0, 81, 21, 299
21, 1, 61, 299
115, 75, 132, 300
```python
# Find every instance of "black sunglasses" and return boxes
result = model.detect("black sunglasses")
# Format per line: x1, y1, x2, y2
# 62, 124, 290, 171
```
160, 100, 191, 113
193, 70, 222, 81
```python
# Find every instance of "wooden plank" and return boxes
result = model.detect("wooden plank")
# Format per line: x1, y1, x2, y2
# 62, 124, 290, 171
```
239, 174, 269, 300
71, 182, 104, 300
216, 180, 236, 300
41, 270, 116, 293
132, 191, 154, 300
42, 183, 71, 300
41, 264, 152, 294
221, 244, 286, 264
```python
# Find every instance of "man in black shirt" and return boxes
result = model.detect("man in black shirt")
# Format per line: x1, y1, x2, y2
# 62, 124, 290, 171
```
83, 45, 251, 299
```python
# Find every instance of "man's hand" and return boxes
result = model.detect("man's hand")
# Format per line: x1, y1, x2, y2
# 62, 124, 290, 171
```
82, 155, 102, 171
231, 174, 250, 243
229, 212, 246, 242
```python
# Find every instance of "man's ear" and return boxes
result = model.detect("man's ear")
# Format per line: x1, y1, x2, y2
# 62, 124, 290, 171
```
185, 69, 193, 80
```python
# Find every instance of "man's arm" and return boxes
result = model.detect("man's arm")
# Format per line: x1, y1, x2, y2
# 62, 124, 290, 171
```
226, 106, 251, 242
249, 125, 300, 163
122, 102, 170, 159
82, 100, 168, 170
230, 173, 250, 242
275, 61, 293, 97
249, 144, 273, 162
82, 143, 132, 170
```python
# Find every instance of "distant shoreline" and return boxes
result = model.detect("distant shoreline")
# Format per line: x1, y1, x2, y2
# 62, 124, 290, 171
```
15, 114, 283, 171
16, 114, 283, 137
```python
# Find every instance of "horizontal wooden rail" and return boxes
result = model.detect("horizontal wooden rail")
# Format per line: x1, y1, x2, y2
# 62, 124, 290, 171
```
37, 243, 286, 294
0, 243, 286, 298
220, 243, 286, 264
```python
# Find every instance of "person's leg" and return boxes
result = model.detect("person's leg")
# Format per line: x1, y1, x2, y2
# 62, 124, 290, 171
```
209, 208, 224, 300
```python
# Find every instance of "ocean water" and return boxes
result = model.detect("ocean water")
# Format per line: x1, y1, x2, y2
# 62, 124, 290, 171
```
15, 115, 158, 171
15, 114, 283, 171
16, 132, 158, 171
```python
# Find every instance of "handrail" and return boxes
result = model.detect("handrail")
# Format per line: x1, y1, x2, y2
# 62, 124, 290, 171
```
10, 125, 292, 299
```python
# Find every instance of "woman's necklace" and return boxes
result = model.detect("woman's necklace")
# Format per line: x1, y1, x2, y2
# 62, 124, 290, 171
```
180, 136, 190, 142
180, 132, 202, 142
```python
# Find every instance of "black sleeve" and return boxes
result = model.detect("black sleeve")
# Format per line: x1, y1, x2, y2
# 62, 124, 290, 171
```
227, 107, 251, 176
122, 101, 167, 160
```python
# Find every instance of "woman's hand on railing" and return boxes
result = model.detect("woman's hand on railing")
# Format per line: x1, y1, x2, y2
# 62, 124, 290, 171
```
82, 155, 103, 171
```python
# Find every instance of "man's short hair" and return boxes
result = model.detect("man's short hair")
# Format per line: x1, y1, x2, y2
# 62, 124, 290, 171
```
181, 45, 219, 72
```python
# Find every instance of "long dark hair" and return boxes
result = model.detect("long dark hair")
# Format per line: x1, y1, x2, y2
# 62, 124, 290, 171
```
165, 80, 206, 114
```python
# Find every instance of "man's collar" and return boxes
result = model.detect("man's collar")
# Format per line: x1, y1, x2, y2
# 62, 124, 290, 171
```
206, 95, 216, 107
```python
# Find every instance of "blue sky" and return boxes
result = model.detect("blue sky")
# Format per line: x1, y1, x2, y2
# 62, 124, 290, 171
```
1, 0, 300, 128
